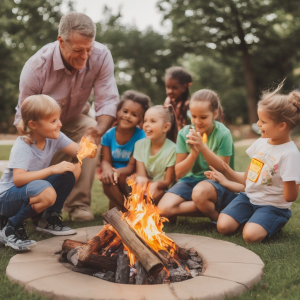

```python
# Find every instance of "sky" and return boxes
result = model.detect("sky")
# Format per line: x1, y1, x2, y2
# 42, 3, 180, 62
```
61, 0, 171, 34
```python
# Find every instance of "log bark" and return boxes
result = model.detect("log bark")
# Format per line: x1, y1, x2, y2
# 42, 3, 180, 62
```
61, 239, 86, 259
115, 252, 130, 284
102, 208, 164, 276
153, 269, 167, 284
101, 235, 122, 256
135, 261, 147, 285
77, 227, 116, 266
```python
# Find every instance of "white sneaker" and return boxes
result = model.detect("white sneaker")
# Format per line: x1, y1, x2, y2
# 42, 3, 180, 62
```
37, 212, 77, 236
0, 226, 33, 251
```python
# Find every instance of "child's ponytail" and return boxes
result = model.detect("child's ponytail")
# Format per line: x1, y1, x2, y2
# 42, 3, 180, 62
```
165, 105, 178, 143
16, 119, 33, 144
258, 81, 300, 130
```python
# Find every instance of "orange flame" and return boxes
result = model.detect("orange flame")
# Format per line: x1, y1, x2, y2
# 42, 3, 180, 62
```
121, 177, 178, 265
77, 136, 97, 165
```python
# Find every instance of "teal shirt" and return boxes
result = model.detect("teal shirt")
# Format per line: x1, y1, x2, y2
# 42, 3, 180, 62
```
177, 121, 235, 183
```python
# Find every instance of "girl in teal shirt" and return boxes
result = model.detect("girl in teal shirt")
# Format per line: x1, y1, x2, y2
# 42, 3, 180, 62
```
158, 89, 236, 222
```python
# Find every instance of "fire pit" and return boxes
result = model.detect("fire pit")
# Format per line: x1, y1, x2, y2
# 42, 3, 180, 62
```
6, 227, 264, 300
60, 178, 206, 285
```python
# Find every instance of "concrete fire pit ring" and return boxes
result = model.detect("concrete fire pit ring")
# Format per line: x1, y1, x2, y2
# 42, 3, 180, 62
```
6, 225, 264, 300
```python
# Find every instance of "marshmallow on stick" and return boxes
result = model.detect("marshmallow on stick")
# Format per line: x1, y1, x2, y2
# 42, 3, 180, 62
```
77, 136, 97, 165
202, 132, 207, 144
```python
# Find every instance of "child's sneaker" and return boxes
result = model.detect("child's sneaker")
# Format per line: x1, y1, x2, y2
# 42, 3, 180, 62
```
15, 223, 36, 247
0, 225, 33, 251
36, 211, 77, 236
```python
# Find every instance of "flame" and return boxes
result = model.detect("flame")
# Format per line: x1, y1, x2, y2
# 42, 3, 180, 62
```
202, 132, 207, 144
77, 136, 97, 165
121, 177, 178, 265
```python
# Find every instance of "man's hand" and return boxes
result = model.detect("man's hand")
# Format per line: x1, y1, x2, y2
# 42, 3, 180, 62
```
85, 127, 100, 145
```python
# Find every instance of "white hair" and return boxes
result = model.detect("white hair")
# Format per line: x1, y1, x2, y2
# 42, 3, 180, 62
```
58, 12, 96, 41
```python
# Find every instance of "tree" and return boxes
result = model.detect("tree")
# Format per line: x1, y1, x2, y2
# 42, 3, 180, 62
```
0, 0, 62, 132
157, 0, 300, 123
96, 7, 181, 104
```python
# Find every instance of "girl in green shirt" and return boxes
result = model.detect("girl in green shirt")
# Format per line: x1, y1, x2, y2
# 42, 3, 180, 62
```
158, 89, 236, 222
133, 105, 178, 203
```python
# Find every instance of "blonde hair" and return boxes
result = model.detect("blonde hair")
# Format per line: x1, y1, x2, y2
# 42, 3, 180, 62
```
258, 82, 300, 130
191, 89, 224, 122
149, 105, 178, 143
16, 95, 61, 144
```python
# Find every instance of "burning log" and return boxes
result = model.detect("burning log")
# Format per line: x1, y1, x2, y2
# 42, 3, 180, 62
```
115, 252, 130, 284
102, 208, 164, 277
77, 227, 116, 267
135, 261, 147, 285
153, 269, 167, 284
101, 235, 122, 256
61, 240, 86, 259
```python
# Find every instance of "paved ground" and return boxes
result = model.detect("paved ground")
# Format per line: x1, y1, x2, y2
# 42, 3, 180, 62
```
6, 226, 264, 300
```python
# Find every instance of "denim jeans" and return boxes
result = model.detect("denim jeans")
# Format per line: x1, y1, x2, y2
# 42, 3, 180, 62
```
0, 171, 75, 229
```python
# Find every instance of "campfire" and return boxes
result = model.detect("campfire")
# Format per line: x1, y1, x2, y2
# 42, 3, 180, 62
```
60, 179, 203, 284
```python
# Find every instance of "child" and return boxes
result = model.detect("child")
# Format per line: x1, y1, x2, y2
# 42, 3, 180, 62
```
0, 95, 91, 251
164, 66, 193, 129
133, 105, 178, 203
100, 91, 150, 211
212, 85, 300, 243
158, 89, 235, 221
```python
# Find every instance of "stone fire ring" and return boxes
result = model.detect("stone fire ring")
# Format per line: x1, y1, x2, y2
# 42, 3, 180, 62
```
6, 226, 264, 300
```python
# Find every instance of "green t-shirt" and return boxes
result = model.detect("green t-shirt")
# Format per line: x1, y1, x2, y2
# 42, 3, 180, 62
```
133, 138, 176, 181
177, 121, 235, 183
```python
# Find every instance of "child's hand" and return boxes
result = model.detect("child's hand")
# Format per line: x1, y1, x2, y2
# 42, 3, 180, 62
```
51, 161, 76, 175
101, 168, 115, 185
149, 181, 159, 198
204, 166, 227, 185
186, 129, 205, 155
135, 175, 149, 188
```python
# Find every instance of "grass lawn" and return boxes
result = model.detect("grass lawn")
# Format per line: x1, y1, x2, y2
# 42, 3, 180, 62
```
1, 146, 300, 299
0, 145, 12, 160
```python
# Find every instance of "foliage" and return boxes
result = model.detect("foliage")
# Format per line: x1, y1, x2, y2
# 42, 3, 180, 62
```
95, 7, 180, 105
0, 0, 62, 133
157, 0, 300, 122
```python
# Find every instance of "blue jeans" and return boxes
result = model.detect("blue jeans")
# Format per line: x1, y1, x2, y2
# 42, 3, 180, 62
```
0, 172, 75, 229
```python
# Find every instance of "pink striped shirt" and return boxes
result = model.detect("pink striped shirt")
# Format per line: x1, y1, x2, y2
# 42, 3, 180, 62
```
14, 41, 119, 125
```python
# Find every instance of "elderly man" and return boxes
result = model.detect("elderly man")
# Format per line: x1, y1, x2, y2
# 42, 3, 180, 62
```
14, 12, 119, 221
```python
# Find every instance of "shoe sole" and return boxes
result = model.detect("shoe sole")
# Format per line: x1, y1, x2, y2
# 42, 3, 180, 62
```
36, 227, 77, 236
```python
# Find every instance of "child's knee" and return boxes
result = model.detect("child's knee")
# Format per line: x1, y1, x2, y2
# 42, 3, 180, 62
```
217, 214, 236, 235
242, 224, 267, 243
41, 187, 57, 206
192, 182, 215, 206
157, 202, 172, 218
217, 221, 231, 235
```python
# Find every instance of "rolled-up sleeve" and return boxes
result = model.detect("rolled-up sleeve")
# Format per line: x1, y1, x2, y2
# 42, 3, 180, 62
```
94, 50, 119, 118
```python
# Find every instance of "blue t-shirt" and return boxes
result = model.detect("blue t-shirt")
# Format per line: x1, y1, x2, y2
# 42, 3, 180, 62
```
101, 127, 145, 169
0, 132, 72, 196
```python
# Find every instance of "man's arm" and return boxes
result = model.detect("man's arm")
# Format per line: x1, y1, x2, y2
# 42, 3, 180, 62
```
89, 49, 119, 144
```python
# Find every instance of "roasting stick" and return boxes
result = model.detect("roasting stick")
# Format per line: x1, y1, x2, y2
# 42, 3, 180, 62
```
112, 167, 118, 185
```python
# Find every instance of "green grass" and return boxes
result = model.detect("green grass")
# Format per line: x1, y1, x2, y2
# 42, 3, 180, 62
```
0, 145, 12, 160
1, 146, 300, 299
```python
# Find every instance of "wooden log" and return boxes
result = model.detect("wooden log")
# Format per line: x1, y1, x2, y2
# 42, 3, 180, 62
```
115, 252, 130, 283
77, 227, 116, 266
61, 239, 86, 259
67, 248, 117, 272
102, 208, 164, 277
135, 261, 147, 285
153, 269, 167, 284
101, 235, 122, 256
